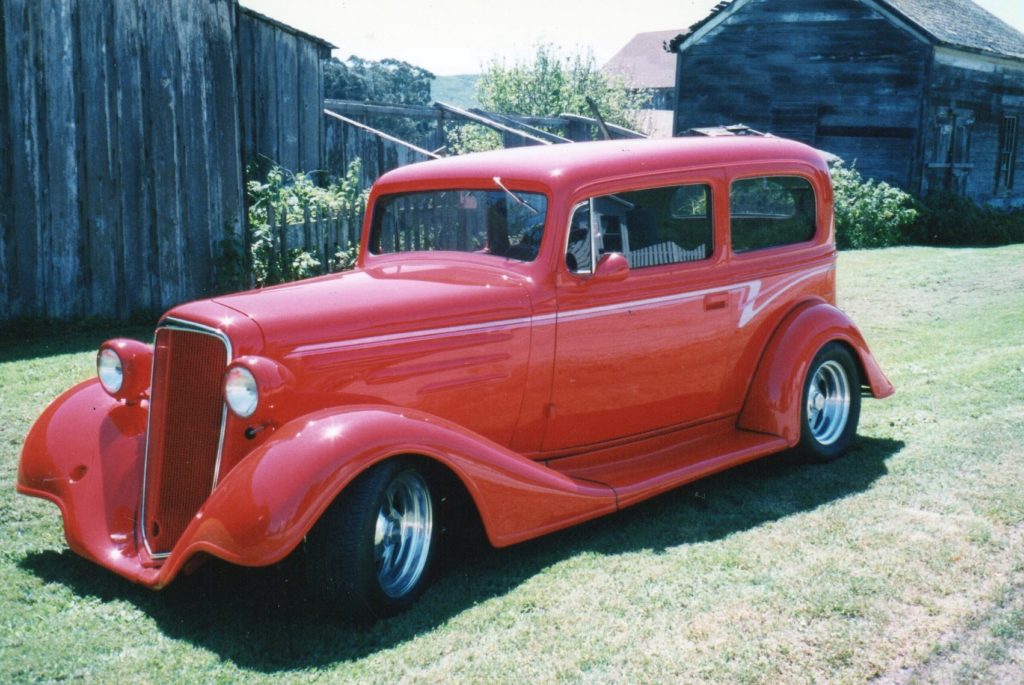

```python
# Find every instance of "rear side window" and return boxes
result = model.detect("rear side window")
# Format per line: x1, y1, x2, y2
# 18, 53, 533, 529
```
730, 176, 816, 253
565, 183, 713, 274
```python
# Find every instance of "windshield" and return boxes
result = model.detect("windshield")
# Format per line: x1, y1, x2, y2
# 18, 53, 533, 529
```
369, 189, 547, 262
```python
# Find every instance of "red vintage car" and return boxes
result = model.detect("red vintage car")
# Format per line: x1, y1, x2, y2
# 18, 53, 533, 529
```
18, 137, 893, 619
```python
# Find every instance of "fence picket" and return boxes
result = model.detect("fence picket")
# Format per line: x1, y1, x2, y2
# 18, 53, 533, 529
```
303, 204, 312, 253
278, 206, 288, 276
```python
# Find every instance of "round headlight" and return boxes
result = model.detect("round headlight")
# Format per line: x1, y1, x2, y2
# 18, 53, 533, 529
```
225, 366, 259, 418
97, 348, 124, 394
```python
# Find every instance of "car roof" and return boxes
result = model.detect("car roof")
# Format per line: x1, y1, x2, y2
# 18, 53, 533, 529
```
373, 137, 829, 193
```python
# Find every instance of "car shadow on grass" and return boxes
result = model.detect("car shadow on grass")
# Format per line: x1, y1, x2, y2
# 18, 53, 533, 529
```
0, 325, 154, 364
20, 435, 903, 672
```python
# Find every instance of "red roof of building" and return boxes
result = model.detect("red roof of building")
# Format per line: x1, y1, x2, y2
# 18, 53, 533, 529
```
602, 29, 684, 89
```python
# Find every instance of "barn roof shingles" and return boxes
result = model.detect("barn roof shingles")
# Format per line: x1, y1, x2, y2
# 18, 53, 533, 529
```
666, 0, 1024, 61
883, 0, 1024, 60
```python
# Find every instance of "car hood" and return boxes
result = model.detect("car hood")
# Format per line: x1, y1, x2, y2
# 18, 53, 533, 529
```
208, 259, 534, 357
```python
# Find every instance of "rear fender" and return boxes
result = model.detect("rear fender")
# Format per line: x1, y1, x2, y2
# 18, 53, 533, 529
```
738, 302, 894, 444
168, 405, 616, 576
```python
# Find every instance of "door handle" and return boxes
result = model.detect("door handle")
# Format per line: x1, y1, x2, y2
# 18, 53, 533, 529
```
703, 293, 728, 311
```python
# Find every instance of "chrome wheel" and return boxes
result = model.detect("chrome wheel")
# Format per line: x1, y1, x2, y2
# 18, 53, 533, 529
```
806, 359, 851, 446
374, 470, 434, 598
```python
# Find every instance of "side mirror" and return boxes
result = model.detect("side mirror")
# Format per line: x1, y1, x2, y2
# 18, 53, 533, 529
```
592, 252, 630, 282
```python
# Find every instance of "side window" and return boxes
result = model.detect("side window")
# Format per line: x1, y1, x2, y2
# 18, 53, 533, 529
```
729, 176, 816, 253
996, 115, 1019, 193
564, 183, 713, 273
566, 202, 593, 274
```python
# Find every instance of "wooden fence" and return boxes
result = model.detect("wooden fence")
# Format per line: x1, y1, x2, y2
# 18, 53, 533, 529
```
0, 0, 331, 322
265, 205, 360, 278
324, 108, 438, 191
321, 100, 649, 191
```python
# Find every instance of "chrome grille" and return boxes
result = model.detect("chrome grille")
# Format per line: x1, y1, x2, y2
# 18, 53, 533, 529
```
141, 321, 229, 556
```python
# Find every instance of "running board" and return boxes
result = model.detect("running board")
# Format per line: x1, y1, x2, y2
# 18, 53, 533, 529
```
549, 423, 788, 509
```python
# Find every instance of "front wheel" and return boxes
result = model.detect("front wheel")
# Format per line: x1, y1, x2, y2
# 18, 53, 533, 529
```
797, 342, 861, 462
305, 459, 437, 620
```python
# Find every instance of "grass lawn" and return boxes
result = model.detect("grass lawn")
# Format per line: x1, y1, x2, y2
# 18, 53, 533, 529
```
2, 245, 1023, 684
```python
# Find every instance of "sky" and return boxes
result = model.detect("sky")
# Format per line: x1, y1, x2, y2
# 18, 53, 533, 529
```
240, 0, 1024, 76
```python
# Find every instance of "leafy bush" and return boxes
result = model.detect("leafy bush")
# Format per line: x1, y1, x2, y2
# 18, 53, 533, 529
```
910, 191, 1024, 246
830, 161, 1023, 249
830, 161, 918, 249
241, 161, 367, 288
445, 123, 502, 155
477, 43, 649, 136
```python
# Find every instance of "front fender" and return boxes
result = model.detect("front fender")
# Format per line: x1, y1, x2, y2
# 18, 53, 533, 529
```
17, 379, 155, 582
167, 405, 616, 577
737, 302, 894, 444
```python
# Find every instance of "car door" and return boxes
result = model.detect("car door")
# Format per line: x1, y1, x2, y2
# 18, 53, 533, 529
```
541, 178, 743, 452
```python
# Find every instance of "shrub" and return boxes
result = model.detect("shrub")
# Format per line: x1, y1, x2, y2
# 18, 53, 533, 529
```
830, 161, 918, 249
240, 161, 367, 288
910, 191, 1024, 246
445, 123, 502, 155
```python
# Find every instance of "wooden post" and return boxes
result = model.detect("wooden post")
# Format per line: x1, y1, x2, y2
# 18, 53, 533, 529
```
278, 206, 288, 278
267, 207, 277, 282
435, 110, 446, 153
303, 203, 312, 253
317, 207, 327, 273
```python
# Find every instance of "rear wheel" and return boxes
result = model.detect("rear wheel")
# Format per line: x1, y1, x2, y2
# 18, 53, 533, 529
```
797, 342, 861, 462
306, 459, 437, 620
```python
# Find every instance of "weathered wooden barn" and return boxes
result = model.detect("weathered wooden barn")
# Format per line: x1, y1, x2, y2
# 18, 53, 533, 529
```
668, 0, 1024, 207
0, 0, 333, 321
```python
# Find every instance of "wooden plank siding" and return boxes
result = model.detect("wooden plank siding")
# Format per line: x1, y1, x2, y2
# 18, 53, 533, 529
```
0, 1, 327, 321
324, 114, 437, 191
0, 0, 9, 321
237, 7, 331, 177
922, 49, 1024, 207
674, 0, 931, 191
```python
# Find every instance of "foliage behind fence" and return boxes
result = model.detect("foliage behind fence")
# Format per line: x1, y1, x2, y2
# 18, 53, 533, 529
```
237, 161, 367, 289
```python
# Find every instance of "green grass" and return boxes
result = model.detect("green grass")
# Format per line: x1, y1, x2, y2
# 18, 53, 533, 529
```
2, 245, 1023, 683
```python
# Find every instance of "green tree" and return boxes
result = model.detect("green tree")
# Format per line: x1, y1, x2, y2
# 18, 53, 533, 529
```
324, 55, 435, 144
477, 43, 648, 131
323, 56, 436, 145
324, 56, 434, 105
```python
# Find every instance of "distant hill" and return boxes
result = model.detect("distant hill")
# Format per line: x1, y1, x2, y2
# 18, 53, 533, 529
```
432, 74, 480, 109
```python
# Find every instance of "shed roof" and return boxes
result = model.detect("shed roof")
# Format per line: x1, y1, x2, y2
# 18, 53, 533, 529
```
882, 0, 1024, 60
238, 5, 337, 50
667, 0, 1024, 61
603, 29, 686, 89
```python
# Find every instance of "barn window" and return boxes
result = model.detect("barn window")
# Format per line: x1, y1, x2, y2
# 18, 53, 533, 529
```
729, 176, 816, 253
927, 107, 974, 195
996, 116, 1019, 192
